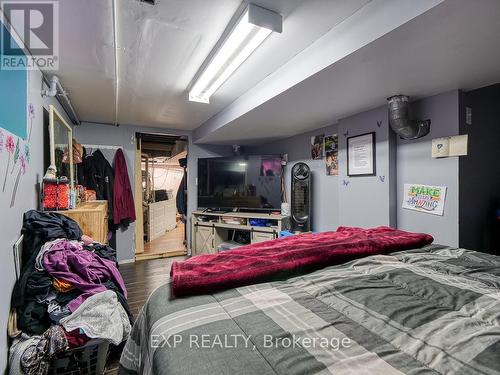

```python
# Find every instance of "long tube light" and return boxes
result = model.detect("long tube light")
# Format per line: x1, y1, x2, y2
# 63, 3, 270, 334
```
189, 4, 282, 104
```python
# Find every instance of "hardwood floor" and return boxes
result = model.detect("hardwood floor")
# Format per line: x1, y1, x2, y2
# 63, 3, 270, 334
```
104, 256, 186, 374
137, 223, 186, 260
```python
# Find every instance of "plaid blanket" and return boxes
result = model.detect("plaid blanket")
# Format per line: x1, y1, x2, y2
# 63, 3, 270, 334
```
119, 245, 500, 375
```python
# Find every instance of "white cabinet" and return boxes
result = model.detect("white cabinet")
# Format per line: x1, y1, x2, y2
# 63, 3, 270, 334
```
194, 225, 216, 254
251, 231, 276, 244
148, 199, 177, 241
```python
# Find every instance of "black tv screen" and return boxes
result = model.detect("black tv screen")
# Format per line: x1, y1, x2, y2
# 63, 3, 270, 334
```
198, 155, 282, 211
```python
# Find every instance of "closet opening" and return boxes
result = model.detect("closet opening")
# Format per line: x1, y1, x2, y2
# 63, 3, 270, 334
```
134, 133, 188, 260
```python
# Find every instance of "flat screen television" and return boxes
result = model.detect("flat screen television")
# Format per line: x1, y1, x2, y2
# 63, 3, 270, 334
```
198, 155, 282, 212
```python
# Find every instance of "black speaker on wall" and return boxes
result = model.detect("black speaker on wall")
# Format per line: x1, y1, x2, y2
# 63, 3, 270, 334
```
291, 162, 311, 232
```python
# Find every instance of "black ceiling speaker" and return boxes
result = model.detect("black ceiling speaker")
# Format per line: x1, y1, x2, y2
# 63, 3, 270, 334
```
388, 95, 430, 139
291, 162, 311, 232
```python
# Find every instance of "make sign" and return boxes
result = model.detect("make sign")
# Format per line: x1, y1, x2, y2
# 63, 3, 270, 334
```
402, 184, 447, 216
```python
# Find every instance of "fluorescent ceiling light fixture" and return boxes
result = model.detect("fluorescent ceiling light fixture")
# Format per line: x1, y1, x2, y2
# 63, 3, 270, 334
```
189, 4, 282, 104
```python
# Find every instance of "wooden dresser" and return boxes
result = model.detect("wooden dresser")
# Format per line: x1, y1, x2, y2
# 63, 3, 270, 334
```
55, 201, 108, 243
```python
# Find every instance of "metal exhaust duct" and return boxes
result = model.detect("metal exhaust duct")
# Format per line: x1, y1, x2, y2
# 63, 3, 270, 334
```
387, 95, 430, 139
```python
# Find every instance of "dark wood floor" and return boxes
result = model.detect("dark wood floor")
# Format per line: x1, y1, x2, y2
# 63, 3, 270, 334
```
104, 256, 186, 374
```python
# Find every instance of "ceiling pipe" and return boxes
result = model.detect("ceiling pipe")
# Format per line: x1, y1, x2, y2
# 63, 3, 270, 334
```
41, 75, 81, 126
387, 95, 430, 139
112, 0, 120, 127
42, 75, 58, 97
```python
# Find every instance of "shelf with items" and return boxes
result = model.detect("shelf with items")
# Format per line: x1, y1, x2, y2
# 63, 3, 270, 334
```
191, 210, 288, 255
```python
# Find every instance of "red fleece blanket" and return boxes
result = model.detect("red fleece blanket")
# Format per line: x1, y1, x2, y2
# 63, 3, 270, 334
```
170, 226, 433, 296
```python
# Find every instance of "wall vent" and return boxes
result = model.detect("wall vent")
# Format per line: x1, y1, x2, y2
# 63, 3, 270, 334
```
137, 0, 155, 5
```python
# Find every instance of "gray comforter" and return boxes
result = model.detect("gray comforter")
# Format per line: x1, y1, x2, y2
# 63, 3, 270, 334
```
119, 245, 500, 374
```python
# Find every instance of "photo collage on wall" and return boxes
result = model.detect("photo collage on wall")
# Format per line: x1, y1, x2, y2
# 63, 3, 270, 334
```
324, 134, 338, 176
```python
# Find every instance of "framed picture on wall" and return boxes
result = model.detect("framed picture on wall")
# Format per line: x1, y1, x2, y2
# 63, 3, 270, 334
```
347, 132, 376, 176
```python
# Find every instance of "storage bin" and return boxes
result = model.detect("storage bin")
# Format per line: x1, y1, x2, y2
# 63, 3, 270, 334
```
48, 339, 109, 375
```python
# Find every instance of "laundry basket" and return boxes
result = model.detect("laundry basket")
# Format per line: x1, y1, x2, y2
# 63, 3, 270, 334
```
48, 339, 109, 375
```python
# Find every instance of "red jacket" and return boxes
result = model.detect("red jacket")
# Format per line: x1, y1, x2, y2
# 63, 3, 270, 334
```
113, 149, 136, 225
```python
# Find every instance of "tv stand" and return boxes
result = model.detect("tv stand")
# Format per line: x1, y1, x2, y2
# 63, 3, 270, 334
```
191, 210, 288, 255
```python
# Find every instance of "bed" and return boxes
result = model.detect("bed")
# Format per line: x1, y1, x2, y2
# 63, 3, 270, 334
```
119, 244, 500, 375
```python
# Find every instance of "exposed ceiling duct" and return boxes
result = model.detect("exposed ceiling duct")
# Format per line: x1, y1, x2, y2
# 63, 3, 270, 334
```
387, 95, 430, 140
112, 0, 119, 126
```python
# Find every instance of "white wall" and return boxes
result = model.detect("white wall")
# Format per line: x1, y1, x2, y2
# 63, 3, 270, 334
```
151, 165, 184, 197
0, 68, 73, 372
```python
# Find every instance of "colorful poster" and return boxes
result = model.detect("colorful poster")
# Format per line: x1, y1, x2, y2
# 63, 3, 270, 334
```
402, 184, 447, 216
0, 23, 28, 139
324, 134, 338, 176
311, 135, 324, 160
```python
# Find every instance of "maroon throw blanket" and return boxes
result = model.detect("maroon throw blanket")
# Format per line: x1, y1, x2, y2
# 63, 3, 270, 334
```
171, 226, 433, 296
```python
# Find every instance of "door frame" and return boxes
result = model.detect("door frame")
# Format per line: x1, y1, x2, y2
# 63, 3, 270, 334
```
134, 133, 188, 257
134, 136, 145, 254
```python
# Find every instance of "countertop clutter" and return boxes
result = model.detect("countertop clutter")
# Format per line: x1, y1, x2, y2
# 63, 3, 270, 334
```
8, 210, 132, 375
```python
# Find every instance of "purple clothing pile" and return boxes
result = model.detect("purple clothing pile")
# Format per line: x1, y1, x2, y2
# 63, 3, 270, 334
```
42, 239, 127, 312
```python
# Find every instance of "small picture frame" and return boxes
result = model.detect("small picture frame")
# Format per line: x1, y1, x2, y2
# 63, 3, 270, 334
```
347, 132, 376, 176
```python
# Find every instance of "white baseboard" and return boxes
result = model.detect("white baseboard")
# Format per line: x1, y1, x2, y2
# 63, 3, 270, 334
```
118, 258, 135, 265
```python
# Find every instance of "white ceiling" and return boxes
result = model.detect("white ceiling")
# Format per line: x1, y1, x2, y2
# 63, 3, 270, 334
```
55, 0, 115, 122
46, 0, 500, 144
53, 0, 372, 128
198, 0, 500, 145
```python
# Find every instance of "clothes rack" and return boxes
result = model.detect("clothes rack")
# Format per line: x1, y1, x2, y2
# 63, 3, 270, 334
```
81, 144, 122, 150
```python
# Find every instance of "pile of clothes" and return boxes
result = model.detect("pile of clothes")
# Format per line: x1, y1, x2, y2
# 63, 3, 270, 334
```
8, 210, 132, 375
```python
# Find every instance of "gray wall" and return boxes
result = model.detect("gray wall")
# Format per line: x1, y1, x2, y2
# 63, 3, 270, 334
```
250, 124, 340, 232
0, 69, 73, 372
397, 90, 460, 246
250, 105, 398, 232
73, 123, 232, 261
337, 106, 397, 228
249, 90, 460, 246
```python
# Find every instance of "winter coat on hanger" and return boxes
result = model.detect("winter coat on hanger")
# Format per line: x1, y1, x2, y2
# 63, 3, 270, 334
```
83, 149, 114, 221
113, 148, 136, 227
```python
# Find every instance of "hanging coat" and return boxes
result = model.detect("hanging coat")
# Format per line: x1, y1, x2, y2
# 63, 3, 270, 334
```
113, 148, 136, 226
83, 150, 114, 221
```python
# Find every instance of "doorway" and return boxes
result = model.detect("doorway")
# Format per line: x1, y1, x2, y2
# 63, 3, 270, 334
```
134, 133, 188, 260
